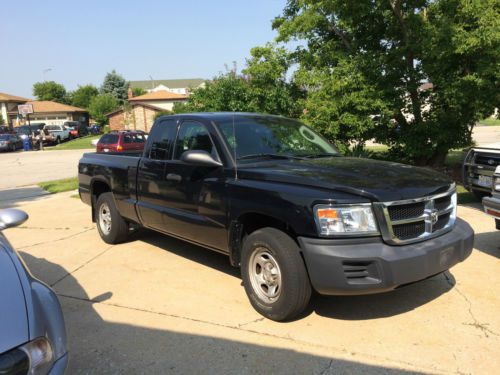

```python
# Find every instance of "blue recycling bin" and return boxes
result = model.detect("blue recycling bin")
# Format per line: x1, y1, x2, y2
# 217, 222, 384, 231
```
23, 137, 32, 151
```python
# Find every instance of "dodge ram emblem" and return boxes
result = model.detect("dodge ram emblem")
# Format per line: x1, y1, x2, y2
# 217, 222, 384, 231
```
430, 210, 439, 225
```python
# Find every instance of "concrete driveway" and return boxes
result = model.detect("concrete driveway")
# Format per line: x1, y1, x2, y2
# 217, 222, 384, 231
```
3, 194, 499, 374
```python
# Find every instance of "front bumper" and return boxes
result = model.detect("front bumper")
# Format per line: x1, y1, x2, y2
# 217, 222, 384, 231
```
483, 195, 500, 218
298, 218, 474, 295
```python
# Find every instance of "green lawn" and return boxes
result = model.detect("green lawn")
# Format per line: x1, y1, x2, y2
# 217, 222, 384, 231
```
38, 177, 78, 194
478, 118, 500, 126
456, 184, 480, 205
48, 135, 100, 150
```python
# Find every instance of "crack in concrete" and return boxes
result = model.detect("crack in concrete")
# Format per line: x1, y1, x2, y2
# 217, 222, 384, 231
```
18, 227, 95, 250
237, 317, 265, 328
318, 359, 334, 375
444, 271, 499, 338
50, 245, 114, 288
56, 294, 449, 375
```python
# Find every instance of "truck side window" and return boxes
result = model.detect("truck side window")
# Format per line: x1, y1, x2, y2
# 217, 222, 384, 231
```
148, 120, 176, 160
173, 121, 215, 160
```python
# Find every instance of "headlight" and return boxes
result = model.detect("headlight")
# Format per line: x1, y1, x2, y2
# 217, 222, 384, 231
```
314, 204, 379, 236
0, 337, 54, 375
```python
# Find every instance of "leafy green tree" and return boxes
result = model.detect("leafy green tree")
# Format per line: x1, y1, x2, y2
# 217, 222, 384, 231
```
33, 81, 68, 103
174, 45, 303, 116
243, 43, 304, 117
173, 73, 253, 113
88, 94, 119, 125
274, 0, 500, 165
71, 84, 99, 109
101, 70, 129, 103
132, 87, 147, 97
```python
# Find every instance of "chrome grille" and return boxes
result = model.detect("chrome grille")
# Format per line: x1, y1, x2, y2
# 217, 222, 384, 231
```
373, 187, 456, 245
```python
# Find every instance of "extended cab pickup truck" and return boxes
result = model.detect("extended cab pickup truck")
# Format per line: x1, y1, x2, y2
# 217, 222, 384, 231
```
79, 113, 474, 321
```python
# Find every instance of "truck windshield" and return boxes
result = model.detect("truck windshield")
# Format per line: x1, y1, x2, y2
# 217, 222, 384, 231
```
216, 116, 339, 161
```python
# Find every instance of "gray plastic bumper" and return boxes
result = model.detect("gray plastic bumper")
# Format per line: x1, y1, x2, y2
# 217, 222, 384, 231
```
298, 218, 474, 295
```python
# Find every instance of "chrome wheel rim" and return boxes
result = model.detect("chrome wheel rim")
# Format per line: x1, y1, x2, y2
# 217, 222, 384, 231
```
98, 203, 112, 235
248, 247, 282, 303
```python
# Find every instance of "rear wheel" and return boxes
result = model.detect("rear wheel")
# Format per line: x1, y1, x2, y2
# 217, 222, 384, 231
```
241, 227, 312, 321
496, 219, 500, 230
96, 192, 129, 244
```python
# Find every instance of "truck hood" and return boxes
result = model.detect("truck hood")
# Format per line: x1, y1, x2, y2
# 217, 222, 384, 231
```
237, 157, 452, 202
0, 244, 29, 354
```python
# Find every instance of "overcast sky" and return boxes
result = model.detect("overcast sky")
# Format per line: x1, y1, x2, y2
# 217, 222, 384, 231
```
1, 0, 286, 98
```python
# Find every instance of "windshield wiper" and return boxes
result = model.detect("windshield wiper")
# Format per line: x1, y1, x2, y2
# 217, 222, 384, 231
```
237, 153, 304, 161
298, 153, 340, 159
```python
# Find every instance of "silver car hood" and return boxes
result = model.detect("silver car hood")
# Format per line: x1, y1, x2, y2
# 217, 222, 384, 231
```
0, 243, 29, 353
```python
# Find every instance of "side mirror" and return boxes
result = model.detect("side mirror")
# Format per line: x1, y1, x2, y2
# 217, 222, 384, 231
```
0, 209, 28, 230
180, 150, 223, 168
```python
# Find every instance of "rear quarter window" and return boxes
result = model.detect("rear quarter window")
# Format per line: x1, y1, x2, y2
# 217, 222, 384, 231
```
99, 134, 119, 144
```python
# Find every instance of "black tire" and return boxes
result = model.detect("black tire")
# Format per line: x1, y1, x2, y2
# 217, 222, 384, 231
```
56, 137, 61, 145
496, 219, 500, 230
95, 192, 129, 244
241, 227, 312, 321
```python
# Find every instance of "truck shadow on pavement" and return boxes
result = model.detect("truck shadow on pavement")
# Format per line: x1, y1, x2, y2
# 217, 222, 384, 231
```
19, 252, 427, 374
472, 231, 500, 258
0, 186, 50, 209
131, 229, 455, 321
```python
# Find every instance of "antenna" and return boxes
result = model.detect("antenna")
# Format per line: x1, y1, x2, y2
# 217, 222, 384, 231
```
232, 112, 238, 181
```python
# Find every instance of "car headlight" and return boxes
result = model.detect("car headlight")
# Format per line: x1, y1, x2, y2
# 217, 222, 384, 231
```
314, 204, 379, 236
0, 337, 54, 375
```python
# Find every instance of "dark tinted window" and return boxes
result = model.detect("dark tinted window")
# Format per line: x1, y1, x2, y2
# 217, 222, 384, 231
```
123, 134, 133, 144
174, 121, 215, 159
134, 134, 146, 143
148, 120, 177, 160
99, 134, 119, 144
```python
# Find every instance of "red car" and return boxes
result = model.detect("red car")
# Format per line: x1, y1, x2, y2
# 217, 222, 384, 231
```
96, 131, 147, 153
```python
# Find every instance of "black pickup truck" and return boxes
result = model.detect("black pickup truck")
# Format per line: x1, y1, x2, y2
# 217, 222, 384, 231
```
79, 113, 474, 321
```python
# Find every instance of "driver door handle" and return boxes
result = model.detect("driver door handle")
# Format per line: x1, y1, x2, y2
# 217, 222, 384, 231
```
166, 173, 182, 182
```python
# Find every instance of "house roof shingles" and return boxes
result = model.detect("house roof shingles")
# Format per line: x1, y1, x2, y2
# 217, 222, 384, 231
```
129, 78, 204, 90
25, 101, 87, 113
128, 90, 188, 102
0, 92, 31, 103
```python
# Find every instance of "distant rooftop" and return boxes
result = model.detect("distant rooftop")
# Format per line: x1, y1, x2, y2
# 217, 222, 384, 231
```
0, 92, 31, 102
129, 78, 205, 90
129, 90, 188, 101
25, 101, 87, 113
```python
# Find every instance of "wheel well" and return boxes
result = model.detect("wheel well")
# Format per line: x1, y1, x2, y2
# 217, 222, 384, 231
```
91, 180, 111, 222
229, 212, 297, 267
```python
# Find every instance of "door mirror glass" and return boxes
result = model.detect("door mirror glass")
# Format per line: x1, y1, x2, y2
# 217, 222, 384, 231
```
180, 150, 222, 167
0, 209, 28, 230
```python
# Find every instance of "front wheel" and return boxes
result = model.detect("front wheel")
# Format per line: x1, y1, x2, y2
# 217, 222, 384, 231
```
96, 192, 129, 244
241, 227, 312, 321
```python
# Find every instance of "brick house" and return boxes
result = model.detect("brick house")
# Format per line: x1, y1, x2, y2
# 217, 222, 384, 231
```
106, 89, 188, 132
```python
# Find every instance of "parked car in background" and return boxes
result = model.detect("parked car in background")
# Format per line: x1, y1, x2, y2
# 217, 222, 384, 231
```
0, 134, 23, 152
0, 209, 68, 374
15, 123, 46, 140
463, 143, 500, 198
483, 165, 500, 230
96, 131, 147, 153
87, 124, 102, 135
44, 125, 71, 144
65, 121, 88, 139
